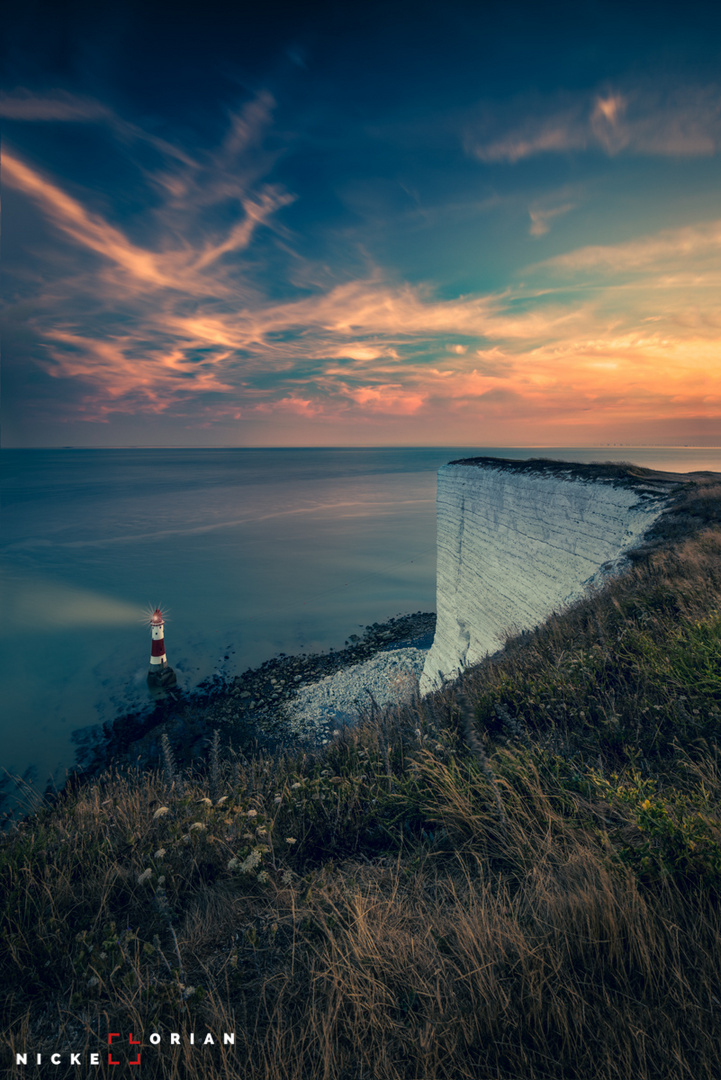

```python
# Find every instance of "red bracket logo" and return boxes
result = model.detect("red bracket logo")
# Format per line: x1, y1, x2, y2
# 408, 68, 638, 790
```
108, 1033, 141, 1065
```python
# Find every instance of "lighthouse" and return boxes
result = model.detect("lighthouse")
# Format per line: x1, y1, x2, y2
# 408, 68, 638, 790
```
147, 607, 177, 688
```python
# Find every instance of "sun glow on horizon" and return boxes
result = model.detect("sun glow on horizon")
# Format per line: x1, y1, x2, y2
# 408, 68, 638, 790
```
3, 31, 721, 448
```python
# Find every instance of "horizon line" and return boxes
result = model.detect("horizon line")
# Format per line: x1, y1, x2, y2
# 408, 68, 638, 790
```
3, 444, 721, 452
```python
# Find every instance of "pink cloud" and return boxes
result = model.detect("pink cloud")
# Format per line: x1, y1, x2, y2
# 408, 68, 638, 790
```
252, 396, 322, 416
343, 385, 427, 414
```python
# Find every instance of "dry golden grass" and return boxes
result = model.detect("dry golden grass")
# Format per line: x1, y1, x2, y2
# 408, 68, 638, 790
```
3, 516, 721, 1078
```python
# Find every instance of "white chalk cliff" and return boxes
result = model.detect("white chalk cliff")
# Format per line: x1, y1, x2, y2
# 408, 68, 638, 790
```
420, 458, 676, 694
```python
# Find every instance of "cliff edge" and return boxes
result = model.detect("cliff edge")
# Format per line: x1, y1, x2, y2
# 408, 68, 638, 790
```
420, 457, 684, 693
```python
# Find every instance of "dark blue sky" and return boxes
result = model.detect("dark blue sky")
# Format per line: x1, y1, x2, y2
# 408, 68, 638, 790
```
3, 0, 721, 445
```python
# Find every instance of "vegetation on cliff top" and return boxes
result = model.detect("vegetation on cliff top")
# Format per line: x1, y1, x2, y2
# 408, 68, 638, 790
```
2, 482, 721, 1080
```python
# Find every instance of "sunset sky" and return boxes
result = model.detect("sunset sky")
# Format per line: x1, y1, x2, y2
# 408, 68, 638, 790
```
2, 0, 721, 447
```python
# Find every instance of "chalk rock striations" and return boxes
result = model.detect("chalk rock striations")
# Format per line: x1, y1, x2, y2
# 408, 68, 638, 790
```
420, 458, 677, 693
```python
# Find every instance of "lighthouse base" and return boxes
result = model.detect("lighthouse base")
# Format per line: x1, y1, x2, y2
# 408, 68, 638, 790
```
148, 663, 177, 690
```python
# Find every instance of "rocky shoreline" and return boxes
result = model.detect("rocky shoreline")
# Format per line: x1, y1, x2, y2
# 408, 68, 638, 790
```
71, 611, 436, 780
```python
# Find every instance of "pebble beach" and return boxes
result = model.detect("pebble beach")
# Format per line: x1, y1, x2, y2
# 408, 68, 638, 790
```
72, 611, 436, 781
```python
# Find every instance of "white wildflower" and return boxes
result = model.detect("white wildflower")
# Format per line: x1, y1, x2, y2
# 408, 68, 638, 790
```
291, 782, 302, 790
227, 857, 239, 871
238, 850, 262, 874
285, 837, 297, 845
281, 870, 293, 886
273, 795, 282, 804
137, 869, 153, 885
246, 809, 258, 818
154, 848, 166, 859
153, 806, 170, 819
257, 870, 269, 884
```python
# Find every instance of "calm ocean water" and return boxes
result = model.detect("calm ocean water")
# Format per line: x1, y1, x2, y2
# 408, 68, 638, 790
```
2, 446, 720, 791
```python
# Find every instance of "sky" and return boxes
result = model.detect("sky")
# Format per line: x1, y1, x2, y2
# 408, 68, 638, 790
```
2, 0, 721, 448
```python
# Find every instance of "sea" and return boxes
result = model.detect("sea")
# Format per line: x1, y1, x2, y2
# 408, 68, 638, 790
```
2, 446, 720, 798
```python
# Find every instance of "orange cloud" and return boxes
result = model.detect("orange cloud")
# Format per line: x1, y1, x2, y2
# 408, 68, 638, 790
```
6, 94, 721, 442
3, 153, 177, 287
3, 143, 289, 296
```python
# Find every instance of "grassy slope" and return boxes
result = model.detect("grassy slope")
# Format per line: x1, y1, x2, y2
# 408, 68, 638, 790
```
2, 487, 721, 1079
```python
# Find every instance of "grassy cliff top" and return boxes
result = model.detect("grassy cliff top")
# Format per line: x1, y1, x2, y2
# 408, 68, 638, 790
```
447, 454, 719, 489
3, 489, 721, 1079
446, 460, 721, 556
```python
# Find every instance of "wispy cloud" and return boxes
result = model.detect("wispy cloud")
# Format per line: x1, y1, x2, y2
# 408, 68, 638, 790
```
467, 84, 721, 163
0, 89, 113, 121
0, 88, 198, 165
469, 106, 586, 163
0, 90, 108, 122
528, 200, 576, 237
531, 217, 721, 276
4, 152, 188, 289
4, 90, 721, 443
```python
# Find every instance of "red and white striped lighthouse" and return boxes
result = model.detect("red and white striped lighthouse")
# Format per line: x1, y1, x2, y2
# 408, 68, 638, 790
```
147, 607, 176, 688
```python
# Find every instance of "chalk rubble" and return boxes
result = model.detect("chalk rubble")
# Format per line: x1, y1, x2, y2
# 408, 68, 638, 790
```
287, 646, 427, 739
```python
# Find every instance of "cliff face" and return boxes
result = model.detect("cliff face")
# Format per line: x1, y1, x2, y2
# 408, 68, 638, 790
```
420, 458, 677, 693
